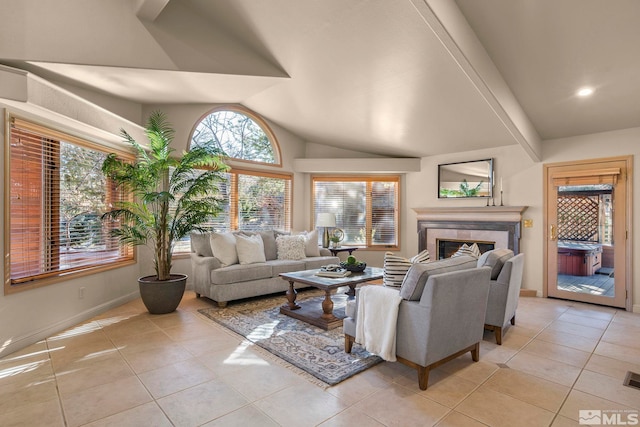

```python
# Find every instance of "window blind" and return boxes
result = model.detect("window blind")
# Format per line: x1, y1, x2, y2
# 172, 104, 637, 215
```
552, 168, 620, 186
312, 176, 399, 248
173, 168, 292, 253
7, 117, 134, 286
237, 171, 291, 232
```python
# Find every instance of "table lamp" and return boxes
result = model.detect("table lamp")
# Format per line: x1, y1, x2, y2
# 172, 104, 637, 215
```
316, 213, 336, 248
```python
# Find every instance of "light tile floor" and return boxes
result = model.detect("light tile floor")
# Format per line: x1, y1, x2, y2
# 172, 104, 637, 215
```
1, 292, 639, 426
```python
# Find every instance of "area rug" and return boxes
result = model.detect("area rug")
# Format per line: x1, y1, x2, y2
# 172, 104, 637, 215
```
197, 290, 382, 387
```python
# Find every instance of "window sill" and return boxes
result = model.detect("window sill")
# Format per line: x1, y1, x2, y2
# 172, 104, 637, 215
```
4, 259, 137, 295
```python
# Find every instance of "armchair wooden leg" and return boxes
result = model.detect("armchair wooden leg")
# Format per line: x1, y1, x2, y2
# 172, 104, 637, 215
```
494, 326, 503, 345
417, 366, 430, 391
510, 314, 516, 325
217, 301, 228, 308
397, 342, 480, 391
471, 342, 480, 362
484, 324, 502, 345
345, 334, 355, 353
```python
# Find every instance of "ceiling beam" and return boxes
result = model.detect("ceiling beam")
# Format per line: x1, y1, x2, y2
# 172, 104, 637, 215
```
136, 0, 171, 21
0, 65, 28, 102
410, 0, 542, 162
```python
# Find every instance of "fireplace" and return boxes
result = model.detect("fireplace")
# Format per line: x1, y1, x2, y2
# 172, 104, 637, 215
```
437, 238, 495, 259
413, 206, 527, 258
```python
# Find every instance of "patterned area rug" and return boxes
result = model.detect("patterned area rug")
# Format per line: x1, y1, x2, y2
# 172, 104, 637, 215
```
198, 289, 382, 386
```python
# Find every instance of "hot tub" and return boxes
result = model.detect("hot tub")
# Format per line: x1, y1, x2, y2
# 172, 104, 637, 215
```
557, 241, 602, 276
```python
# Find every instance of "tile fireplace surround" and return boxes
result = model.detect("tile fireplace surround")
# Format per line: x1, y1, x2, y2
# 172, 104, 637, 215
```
413, 206, 528, 259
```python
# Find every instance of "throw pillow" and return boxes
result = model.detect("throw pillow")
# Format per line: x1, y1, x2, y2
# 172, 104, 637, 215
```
451, 243, 481, 258
236, 230, 277, 260
276, 235, 306, 260
477, 248, 514, 279
209, 232, 238, 266
190, 232, 213, 257
276, 236, 307, 260
399, 255, 478, 300
383, 250, 430, 288
259, 230, 278, 260
236, 233, 267, 265
274, 230, 291, 239
294, 230, 321, 257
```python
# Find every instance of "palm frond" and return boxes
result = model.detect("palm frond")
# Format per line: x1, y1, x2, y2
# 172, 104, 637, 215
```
172, 170, 226, 199
170, 149, 229, 194
109, 226, 150, 247
146, 111, 175, 160
102, 110, 228, 280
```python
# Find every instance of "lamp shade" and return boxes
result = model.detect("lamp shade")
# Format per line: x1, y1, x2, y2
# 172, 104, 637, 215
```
316, 213, 336, 228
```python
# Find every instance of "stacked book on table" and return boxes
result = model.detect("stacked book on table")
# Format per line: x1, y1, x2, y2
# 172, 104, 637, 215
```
315, 264, 351, 278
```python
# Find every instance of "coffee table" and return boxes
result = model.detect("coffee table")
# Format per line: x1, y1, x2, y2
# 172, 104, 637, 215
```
279, 267, 384, 330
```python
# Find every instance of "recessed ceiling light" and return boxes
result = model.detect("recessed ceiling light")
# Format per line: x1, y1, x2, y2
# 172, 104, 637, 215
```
577, 87, 594, 97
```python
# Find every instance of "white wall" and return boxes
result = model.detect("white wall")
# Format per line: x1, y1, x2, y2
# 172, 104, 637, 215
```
404, 144, 542, 294
0, 76, 147, 357
54, 80, 144, 125
304, 142, 383, 159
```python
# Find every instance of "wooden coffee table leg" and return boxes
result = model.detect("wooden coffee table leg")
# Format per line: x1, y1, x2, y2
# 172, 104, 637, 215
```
285, 280, 300, 310
321, 289, 337, 321
345, 283, 357, 298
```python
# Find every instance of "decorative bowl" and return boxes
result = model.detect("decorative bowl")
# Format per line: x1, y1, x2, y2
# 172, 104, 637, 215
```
340, 261, 366, 273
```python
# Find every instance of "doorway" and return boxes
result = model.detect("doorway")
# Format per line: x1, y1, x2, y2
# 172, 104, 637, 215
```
544, 156, 632, 309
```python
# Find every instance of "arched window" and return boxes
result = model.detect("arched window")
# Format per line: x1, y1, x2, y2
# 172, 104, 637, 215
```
190, 106, 281, 166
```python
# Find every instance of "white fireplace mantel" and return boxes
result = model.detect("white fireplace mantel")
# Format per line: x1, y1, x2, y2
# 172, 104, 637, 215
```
412, 206, 528, 223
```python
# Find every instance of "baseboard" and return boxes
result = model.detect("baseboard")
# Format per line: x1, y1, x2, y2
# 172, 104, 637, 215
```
0, 291, 139, 358
633, 304, 640, 313
520, 289, 538, 297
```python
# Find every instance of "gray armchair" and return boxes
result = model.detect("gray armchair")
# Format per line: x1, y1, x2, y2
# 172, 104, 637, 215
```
345, 260, 491, 390
483, 253, 525, 344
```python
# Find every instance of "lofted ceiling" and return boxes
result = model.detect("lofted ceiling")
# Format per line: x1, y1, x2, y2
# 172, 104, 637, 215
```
1, 0, 639, 159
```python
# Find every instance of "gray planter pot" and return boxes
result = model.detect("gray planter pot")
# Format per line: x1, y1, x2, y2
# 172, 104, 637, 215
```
138, 274, 187, 314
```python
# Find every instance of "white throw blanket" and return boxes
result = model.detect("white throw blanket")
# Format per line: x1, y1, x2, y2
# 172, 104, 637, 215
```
355, 285, 402, 361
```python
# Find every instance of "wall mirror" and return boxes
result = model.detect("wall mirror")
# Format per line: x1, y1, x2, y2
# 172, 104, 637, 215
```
438, 158, 493, 198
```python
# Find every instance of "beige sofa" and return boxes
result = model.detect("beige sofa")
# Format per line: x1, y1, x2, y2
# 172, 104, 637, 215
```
190, 230, 339, 307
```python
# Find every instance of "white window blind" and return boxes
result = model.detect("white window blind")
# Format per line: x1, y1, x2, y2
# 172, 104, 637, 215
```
173, 169, 292, 253
312, 176, 399, 248
237, 172, 291, 231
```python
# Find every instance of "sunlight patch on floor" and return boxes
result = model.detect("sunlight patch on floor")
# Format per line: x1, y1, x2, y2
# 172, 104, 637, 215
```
47, 322, 102, 341
0, 360, 47, 380
223, 341, 269, 367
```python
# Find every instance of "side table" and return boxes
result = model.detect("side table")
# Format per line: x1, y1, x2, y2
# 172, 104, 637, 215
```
328, 246, 359, 257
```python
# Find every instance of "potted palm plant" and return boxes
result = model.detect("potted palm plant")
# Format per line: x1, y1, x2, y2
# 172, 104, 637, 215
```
102, 111, 229, 314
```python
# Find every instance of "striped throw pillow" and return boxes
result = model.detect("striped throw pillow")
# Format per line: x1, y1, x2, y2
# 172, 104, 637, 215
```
451, 243, 481, 259
383, 250, 430, 288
